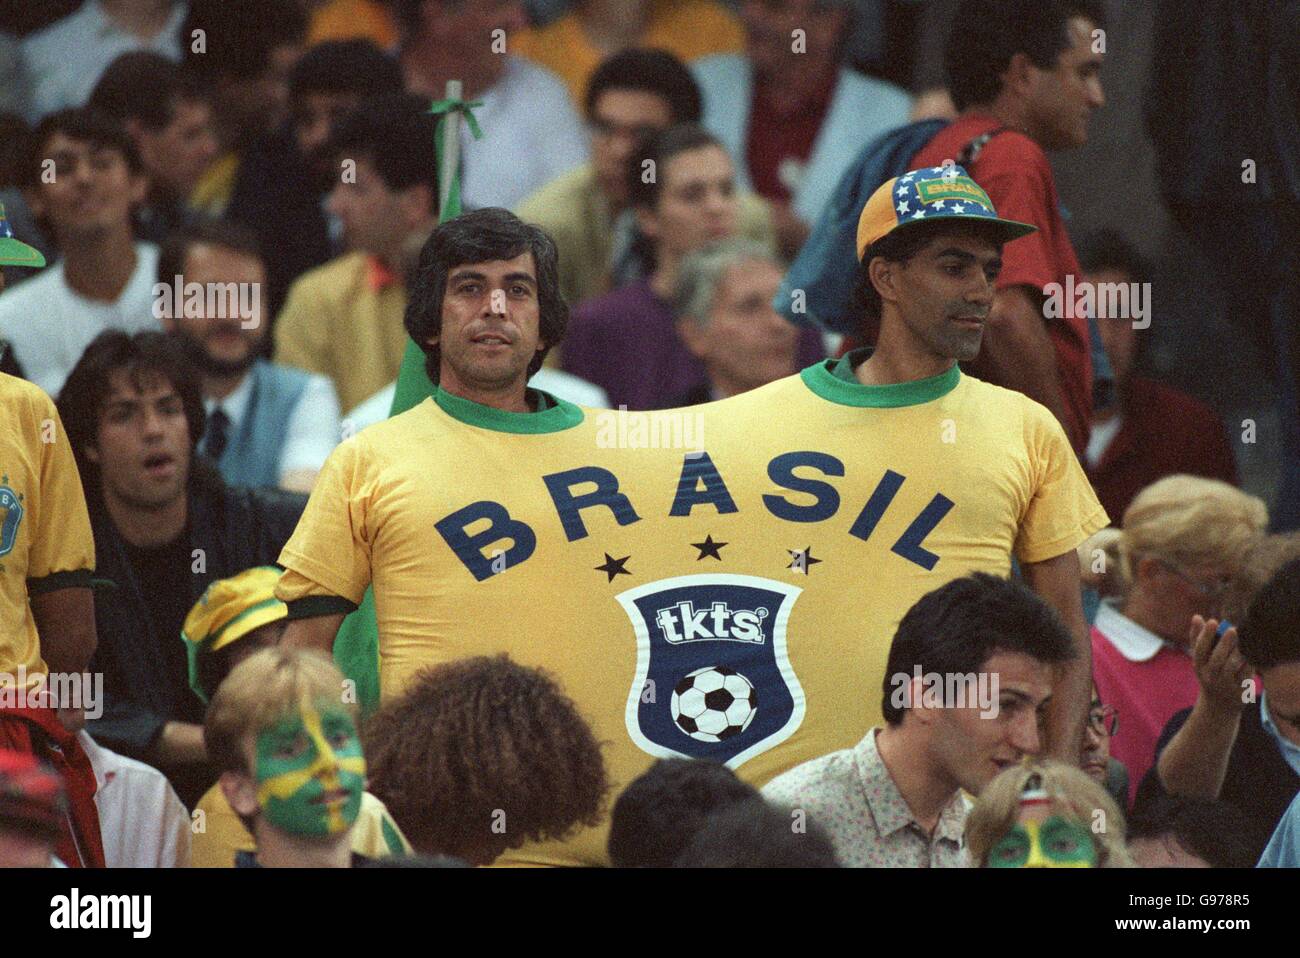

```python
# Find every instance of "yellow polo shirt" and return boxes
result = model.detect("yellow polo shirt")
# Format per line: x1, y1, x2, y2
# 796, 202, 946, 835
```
274, 252, 409, 414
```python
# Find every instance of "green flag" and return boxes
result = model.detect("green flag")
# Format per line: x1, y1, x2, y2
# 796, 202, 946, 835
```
330, 95, 482, 716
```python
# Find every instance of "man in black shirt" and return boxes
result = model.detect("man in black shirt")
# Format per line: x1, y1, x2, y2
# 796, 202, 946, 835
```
57, 330, 304, 808
1135, 559, 1300, 861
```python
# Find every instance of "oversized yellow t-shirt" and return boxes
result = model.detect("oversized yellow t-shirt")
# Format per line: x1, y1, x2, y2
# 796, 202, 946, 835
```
277, 364, 1106, 865
0, 373, 96, 686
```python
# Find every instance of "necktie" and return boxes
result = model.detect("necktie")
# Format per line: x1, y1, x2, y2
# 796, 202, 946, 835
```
206, 408, 230, 462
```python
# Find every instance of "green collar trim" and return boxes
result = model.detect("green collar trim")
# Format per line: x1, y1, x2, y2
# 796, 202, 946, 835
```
433, 386, 584, 433
801, 347, 961, 408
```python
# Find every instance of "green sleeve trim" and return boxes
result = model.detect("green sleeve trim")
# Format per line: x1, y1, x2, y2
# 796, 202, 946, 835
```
380, 814, 410, 855
284, 594, 359, 620
433, 385, 584, 433
26, 569, 94, 596
802, 347, 962, 407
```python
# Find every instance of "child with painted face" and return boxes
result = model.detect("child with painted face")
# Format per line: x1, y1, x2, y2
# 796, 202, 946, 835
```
205, 647, 368, 867
965, 760, 1135, 868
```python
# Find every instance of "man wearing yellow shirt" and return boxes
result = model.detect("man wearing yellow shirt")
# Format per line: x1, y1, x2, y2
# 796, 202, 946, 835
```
0, 227, 102, 867
274, 94, 440, 413
277, 184, 1104, 867
513, 0, 745, 105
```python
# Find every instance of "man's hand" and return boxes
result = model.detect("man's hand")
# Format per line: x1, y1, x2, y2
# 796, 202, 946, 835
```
1190, 614, 1252, 713
154, 721, 208, 768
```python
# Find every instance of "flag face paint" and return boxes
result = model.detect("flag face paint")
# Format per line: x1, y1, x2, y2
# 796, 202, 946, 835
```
254, 702, 366, 837
988, 816, 1097, 868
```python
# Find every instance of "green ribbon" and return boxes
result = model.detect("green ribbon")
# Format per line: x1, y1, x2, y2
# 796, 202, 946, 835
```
427, 97, 485, 141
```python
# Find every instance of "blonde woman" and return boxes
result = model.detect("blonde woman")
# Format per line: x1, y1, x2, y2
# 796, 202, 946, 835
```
966, 760, 1134, 868
1090, 475, 1267, 807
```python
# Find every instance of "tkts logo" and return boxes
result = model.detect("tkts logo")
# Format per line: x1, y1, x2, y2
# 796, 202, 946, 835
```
618, 575, 805, 768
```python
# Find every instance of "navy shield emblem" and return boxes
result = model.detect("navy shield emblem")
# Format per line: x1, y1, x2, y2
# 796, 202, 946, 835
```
618, 573, 805, 768
0, 483, 22, 558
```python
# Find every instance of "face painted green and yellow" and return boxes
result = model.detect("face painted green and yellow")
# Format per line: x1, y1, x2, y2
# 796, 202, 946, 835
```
253, 700, 366, 837
988, 815, 1098, 868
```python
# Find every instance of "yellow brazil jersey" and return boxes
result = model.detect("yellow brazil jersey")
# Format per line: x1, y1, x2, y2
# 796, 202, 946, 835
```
0, 373, 96, 686
276, 360, 1107, 866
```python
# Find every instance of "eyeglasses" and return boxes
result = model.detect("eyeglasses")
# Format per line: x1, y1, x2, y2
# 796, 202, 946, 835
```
1158, 561, 1231, 601
1088, 704, 1119, 737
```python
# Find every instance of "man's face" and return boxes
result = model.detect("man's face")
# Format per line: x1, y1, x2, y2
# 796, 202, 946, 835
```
87, 370, 191, 510
681, 258, 798, 395
1261, 662, 1300, 749
293, 91, 363, 176
0, 828, 53, 868
741, 0, 849, 76
589, 89, 673, 207
327, 156, 413, 255
1080, 699, 1111, 785
166, 243, 267, 379
137, 98, 220, 198
29, 133, 146, 242
1086, 267, 1137, 384
216, 43, 305, 143
1022, 16, 1105, 151
433, 252, 544, 394
881, 227, 1002, 364
251, 699, 366, 837
926, 650, 1055, 795
1135, 558, 1233, 645
640, 145, 738, 261
415, 0, 528, 60
987, 799, 1098, 868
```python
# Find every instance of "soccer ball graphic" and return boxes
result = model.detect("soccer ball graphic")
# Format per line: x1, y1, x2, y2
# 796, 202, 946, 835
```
670, 666, 757, 743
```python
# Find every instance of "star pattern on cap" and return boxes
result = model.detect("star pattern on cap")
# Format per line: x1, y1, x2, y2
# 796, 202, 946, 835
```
911, 210, 926, 219
691, 535, 727, 561
897, 200, 910, 213
897, 185, 908, 197
595, 553, 631, 582
950, 202, 965, 213
901, 173, 915, 183
933, 200, 946, 209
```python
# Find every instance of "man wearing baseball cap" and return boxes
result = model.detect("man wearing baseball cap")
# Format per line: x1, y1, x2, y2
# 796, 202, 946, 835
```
695, 165, 1107, 761
0, 207, 105, 867
185, 567, 411, 867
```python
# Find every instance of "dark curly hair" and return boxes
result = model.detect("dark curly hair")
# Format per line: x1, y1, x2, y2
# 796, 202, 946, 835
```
404, 208, 568, 385
363, 655, 609, 864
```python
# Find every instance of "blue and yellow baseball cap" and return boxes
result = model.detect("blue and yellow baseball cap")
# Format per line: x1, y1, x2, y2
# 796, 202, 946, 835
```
856, 164, 1037, 260
183, 566, 289, 703
0, 203, 45, 268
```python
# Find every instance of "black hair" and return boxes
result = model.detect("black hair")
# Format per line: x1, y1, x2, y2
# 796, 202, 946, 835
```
21, 108, 142, 189
880, 572, 1076, 725
89, 52, 209, 132
157, 219, 264, 288
1076, 228, 1148, 285
1128, 796, 1258, 869
56, 331, 207, 496
289, 39, 405, 102
584, 48, 702, 125
1237, 558, 1300, 670
327, 92, 440, 199
607, 759, 759, 867
944, 0, 1107, 111
852, 219, 1007, 326
673, 798, 840, 868
182, 0, 308, 81
404, 207, 568, 384
626, 122, 726, 212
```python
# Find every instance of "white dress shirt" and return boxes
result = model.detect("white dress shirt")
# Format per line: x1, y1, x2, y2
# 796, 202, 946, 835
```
0, 243, 161, 397
202, 363, 341, 480
80, 732, 191, 868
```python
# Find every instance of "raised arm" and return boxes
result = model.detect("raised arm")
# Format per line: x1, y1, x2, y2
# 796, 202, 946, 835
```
1020, 548, 1091, 765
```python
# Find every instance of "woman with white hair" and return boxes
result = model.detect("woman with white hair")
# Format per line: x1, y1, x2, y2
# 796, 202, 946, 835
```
1088, 475, 1267, 808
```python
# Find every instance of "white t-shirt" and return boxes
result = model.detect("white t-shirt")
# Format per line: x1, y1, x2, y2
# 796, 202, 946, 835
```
0, 243, 162, 397
460, 56, 589, 212
21, 0, 186, 122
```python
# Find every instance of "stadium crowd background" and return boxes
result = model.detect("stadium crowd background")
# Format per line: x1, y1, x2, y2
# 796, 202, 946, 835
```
0, 0, 1297, 870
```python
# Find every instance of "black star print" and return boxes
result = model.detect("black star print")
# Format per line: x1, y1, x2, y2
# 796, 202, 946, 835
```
595, 553, 632, 582
787, 547, 822, 574
691, 535, 727, 561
